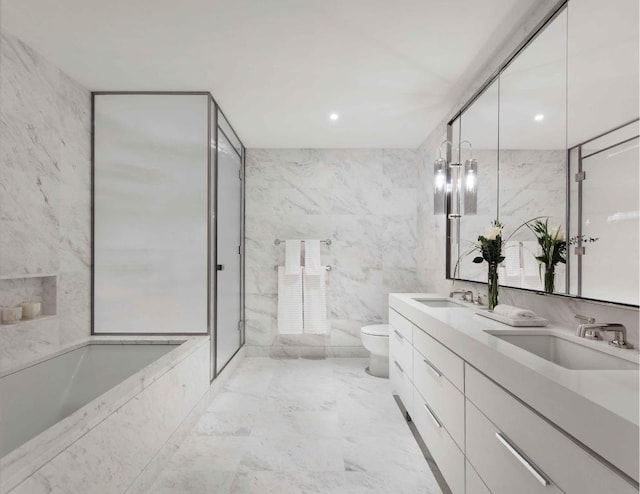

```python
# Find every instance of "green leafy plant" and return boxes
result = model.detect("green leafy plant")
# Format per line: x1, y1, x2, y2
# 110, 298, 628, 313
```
472, 220, 505, 265
526, 219, 598, 292
527, 218, 566, 278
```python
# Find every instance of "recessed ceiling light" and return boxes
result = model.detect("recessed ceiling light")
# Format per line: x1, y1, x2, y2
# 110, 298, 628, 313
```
329, 113, 339, 121
534, 114, 544, 122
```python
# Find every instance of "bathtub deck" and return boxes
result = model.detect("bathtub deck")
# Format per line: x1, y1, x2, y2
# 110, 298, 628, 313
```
147, 357, 444, 494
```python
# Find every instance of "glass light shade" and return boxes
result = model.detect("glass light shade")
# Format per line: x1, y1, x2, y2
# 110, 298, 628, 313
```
464, 158, 478, 215
434, 158, 447, 213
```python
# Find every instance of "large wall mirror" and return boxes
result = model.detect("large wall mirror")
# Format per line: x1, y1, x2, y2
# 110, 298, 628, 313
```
446, 0, 639, 307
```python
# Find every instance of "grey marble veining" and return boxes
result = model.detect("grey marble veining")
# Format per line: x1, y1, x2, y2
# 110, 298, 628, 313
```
0, 33, 91, 366
245, 149, 420, 356
147, 358, 442, 494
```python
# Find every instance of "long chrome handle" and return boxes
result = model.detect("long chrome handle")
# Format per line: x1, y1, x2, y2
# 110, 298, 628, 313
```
393, 329, 404, 340
423, 403, 441, 428
423, 358, 442, 378
394, 360, 404, 373
495, 432, 549, 487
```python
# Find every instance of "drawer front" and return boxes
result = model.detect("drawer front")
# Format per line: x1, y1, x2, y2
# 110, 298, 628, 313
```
412, 388, 465, 494
412, 326, 464, 391
413, 348, 465, 450
466, 366, 637, 494
466, 461, 492, 494
390, 352, 413, 416
390, 328, 413, 380
466, 399, 564, 494
389, 309, 413, 343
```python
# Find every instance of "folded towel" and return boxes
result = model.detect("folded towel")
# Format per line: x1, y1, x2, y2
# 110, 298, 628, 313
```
493, 304, 538, 320
277, 266, 303, 334
285, 240, 302, 275
304, 240, 323, 275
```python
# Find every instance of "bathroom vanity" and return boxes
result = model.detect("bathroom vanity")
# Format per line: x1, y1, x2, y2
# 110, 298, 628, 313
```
389, 293, 639, 494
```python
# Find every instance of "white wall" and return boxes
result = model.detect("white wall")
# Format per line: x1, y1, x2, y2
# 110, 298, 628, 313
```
0, 33, 91, 370
245, 149, 420, 357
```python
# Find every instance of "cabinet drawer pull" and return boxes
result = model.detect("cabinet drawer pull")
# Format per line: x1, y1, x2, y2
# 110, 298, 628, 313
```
393, 329, 404, 340
495, 432, 549, 487
423, 358, 442, 378
423, 402, 441, 429
394, 360, 404, 373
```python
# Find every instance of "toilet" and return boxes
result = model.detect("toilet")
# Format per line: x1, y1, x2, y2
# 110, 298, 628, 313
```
360, 324, 390, 378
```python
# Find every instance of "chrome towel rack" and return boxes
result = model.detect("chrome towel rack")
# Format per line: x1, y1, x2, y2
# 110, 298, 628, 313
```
274, 239, 332, 246
274, 265, 332, 271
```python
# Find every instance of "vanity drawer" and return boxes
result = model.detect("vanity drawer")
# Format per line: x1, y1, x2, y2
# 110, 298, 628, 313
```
413, 347, 464, 450
412, 387, 465, 494
389, 309, 413, 343
390, 351, 413, 416
390, 326, 413, 380
466, 366, 637, 494
466, 461, 492, 494
466, 399, 564, 494
413, 326, 464, 391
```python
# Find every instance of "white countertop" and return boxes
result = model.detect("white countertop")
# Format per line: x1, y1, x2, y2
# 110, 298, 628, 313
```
390, 293, 639, 481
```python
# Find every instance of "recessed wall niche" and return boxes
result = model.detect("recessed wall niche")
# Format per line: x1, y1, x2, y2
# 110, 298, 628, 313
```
0, 275, 57, 326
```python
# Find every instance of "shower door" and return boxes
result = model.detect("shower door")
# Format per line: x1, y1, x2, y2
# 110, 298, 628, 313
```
215, 127, 243, 373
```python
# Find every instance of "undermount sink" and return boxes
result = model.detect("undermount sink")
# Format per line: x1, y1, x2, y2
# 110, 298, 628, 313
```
414, 298, 466, 308
485, 331, 639, 371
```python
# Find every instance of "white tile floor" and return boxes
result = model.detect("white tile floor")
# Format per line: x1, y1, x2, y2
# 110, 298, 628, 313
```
147, 358, 444, 494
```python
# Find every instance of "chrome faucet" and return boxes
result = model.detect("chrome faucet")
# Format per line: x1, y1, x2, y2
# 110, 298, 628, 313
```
574, 315, 633, 349
449, 290, 473, 302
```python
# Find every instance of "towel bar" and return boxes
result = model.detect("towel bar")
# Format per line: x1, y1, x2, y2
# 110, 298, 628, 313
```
274, 265, 332, 271
274, 239, 331, 246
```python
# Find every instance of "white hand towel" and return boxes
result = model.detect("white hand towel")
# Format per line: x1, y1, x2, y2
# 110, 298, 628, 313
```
493, 304, 538, 320
504, 241, 521, 277
285, 240, 302, 275
277, 266, 303, 334
522, 241, 540, 277
303, 267, 329, 334
304, 240, 322, 275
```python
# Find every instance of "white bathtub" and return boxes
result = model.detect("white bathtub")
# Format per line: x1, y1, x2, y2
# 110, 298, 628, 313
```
0, 337, 210, 493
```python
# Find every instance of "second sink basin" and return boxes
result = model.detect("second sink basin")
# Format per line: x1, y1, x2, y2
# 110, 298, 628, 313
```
414, 298, 466, 308
485, 331, 639, 371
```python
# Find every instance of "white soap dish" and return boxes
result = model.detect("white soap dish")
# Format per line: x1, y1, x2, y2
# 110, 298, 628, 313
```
475, 309, 548, 327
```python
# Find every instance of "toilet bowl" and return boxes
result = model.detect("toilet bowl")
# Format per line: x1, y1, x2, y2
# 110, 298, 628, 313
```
360, 324, 390, 378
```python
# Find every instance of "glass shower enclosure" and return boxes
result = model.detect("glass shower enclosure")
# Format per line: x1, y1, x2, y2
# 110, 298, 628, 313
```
92, 92, 245, 380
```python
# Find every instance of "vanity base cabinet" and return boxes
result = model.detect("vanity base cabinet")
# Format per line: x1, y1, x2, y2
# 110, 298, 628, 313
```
466, 399, 564, 494
413, 347, 465, 450
389, 350, 413, 416
389, 309, 414, 416
412, 387, 465, 494
466, 461, 492, 494
465, 365, 637, 494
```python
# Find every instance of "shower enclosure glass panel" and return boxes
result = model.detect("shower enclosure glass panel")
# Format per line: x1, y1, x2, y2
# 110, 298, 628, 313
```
216, 131, 243, 372
93, 94, 209, 334
578, 134, 639, 305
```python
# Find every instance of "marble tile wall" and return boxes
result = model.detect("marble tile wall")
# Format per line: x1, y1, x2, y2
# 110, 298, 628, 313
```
245, 149, 420, 357
416, 0, 639, 347
0, 33, 91, 369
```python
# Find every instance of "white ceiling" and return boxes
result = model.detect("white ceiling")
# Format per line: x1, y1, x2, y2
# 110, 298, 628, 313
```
1, 0, 542, 148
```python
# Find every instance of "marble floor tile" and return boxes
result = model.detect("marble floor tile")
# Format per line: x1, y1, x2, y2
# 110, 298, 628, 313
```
148, 470, 235, 494
250, 410, 341, 437
342, 434, 431, 474
229, 471, 346, 494
166, 435, 248, 471
148, 357, 443, 494
238, 435, 345, 472
194, 411, 255, 436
